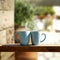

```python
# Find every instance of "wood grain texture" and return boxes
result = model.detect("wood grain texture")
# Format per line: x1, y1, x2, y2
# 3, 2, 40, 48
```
0, 44, 60, 52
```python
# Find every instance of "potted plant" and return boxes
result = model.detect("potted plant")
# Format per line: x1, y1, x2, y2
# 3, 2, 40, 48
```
15, 0, 34, 30
35, 6, 46, 19
35, 6, 55, 19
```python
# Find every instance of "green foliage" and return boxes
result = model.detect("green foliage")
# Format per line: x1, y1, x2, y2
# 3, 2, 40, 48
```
46, 7, 55, 15
35, 6, 55, 16
26, 20, 35, 30
15, 0, 34, 27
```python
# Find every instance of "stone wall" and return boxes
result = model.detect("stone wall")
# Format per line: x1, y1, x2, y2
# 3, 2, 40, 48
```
0, 0, 14, 45
0, 0, 15, 60
0, 0, 14, 10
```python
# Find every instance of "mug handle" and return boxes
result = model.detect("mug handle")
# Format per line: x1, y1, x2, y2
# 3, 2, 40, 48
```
40, 33, 46, 43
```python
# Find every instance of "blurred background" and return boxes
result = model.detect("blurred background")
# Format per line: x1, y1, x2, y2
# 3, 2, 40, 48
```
15, 0, 60, 45
38, 52, 60, 60
15, 0, 60, 32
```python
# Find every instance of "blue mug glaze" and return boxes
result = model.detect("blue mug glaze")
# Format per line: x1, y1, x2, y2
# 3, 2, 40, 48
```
15, 31, 30, 46
31, 31, 46, 45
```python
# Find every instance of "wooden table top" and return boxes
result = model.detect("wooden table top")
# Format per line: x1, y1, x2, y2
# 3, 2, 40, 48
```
0, 44, 60, 52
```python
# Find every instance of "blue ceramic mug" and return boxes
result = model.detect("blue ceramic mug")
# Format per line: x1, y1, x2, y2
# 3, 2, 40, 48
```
31, 31, 46, 45
15, 31, 30, 46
